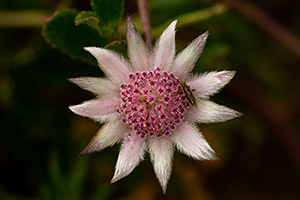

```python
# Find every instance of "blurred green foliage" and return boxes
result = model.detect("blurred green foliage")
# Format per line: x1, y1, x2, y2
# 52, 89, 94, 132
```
1, 0, 300, 199
42, 0, 125, 65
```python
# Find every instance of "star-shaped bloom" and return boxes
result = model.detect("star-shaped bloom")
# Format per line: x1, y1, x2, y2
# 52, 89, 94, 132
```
69, 16, 243, 193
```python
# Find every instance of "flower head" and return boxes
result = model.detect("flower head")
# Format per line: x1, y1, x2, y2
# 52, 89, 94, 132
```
69, 16, 243, 193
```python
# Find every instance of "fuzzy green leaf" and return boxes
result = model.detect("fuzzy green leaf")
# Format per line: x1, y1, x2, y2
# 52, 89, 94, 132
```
91, 0, 125, 37
42, 9, 110, 66
75, 11, 100, 32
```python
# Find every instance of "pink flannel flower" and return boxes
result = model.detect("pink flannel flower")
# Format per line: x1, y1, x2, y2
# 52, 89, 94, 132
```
69, 16, 243, 193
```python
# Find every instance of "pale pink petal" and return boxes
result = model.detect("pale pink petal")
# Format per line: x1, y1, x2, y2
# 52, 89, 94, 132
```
149, 136, 173, 194
68, 77, 119, 97
173, 122, 216, 160
187, 71, 236, 98
126, 15, 151, 71
185, 100, 244, 123
171, 31, 209, 79
84, 47, 130, 83
69, 99, 119, 118
111, 133, 146, 183
153, 20, 177, 72
80, 118, 130, 155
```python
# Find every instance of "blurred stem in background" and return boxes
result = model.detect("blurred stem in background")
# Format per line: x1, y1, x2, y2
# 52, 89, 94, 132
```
137, 0, 152, 50
120, 3, 228, 38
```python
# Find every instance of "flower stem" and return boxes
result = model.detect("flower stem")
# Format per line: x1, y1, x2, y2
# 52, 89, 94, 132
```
118, 4, 227, 40
151, 4, 228, 38
137, 0, 153, 50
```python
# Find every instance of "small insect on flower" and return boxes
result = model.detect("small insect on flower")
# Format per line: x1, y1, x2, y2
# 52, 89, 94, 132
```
180, 81, 198, 108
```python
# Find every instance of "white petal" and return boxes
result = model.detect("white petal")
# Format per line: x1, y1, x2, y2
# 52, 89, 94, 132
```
68, 77, 119, 97
69, 99, 119, 118
126, 15, 151, 71
153, 20, 177, 72
111, 133, 146, 183
187, 71, 236, 98
185, 100, 244, 123
149, 136, 173, 194
173, 122, 216, 160
84, 47, 130, 83
80, 118, 130, 155
171, 31, 209, 79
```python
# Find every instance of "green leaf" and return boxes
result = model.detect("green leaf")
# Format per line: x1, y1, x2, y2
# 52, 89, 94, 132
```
91, 0, 125, 37
75, 11, 100, 32
42, 9, 110, 66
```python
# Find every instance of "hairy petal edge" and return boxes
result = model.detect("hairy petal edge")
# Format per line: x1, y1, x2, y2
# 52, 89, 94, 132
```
188, 71, 236, 98
153, 20, 177, 72
111, 133, 146, 183
69, 99, 119, 118
80, 119, 129, 155
126, 15, 151, 71
84, 47, 131, 83
149, 136, 173, 194
172, 31, 209, 79
68, 77, 119, 97
185, 100, 244, 123
173, 122, 216, 160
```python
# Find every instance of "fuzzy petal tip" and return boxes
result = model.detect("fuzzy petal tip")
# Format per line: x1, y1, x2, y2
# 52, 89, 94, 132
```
110, 134, 145, 183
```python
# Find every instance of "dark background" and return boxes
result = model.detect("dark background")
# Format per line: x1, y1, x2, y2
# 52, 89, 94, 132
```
1, 0, 300, 199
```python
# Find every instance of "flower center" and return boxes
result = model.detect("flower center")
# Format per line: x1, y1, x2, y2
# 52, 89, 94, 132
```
117, 68, 190, 138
